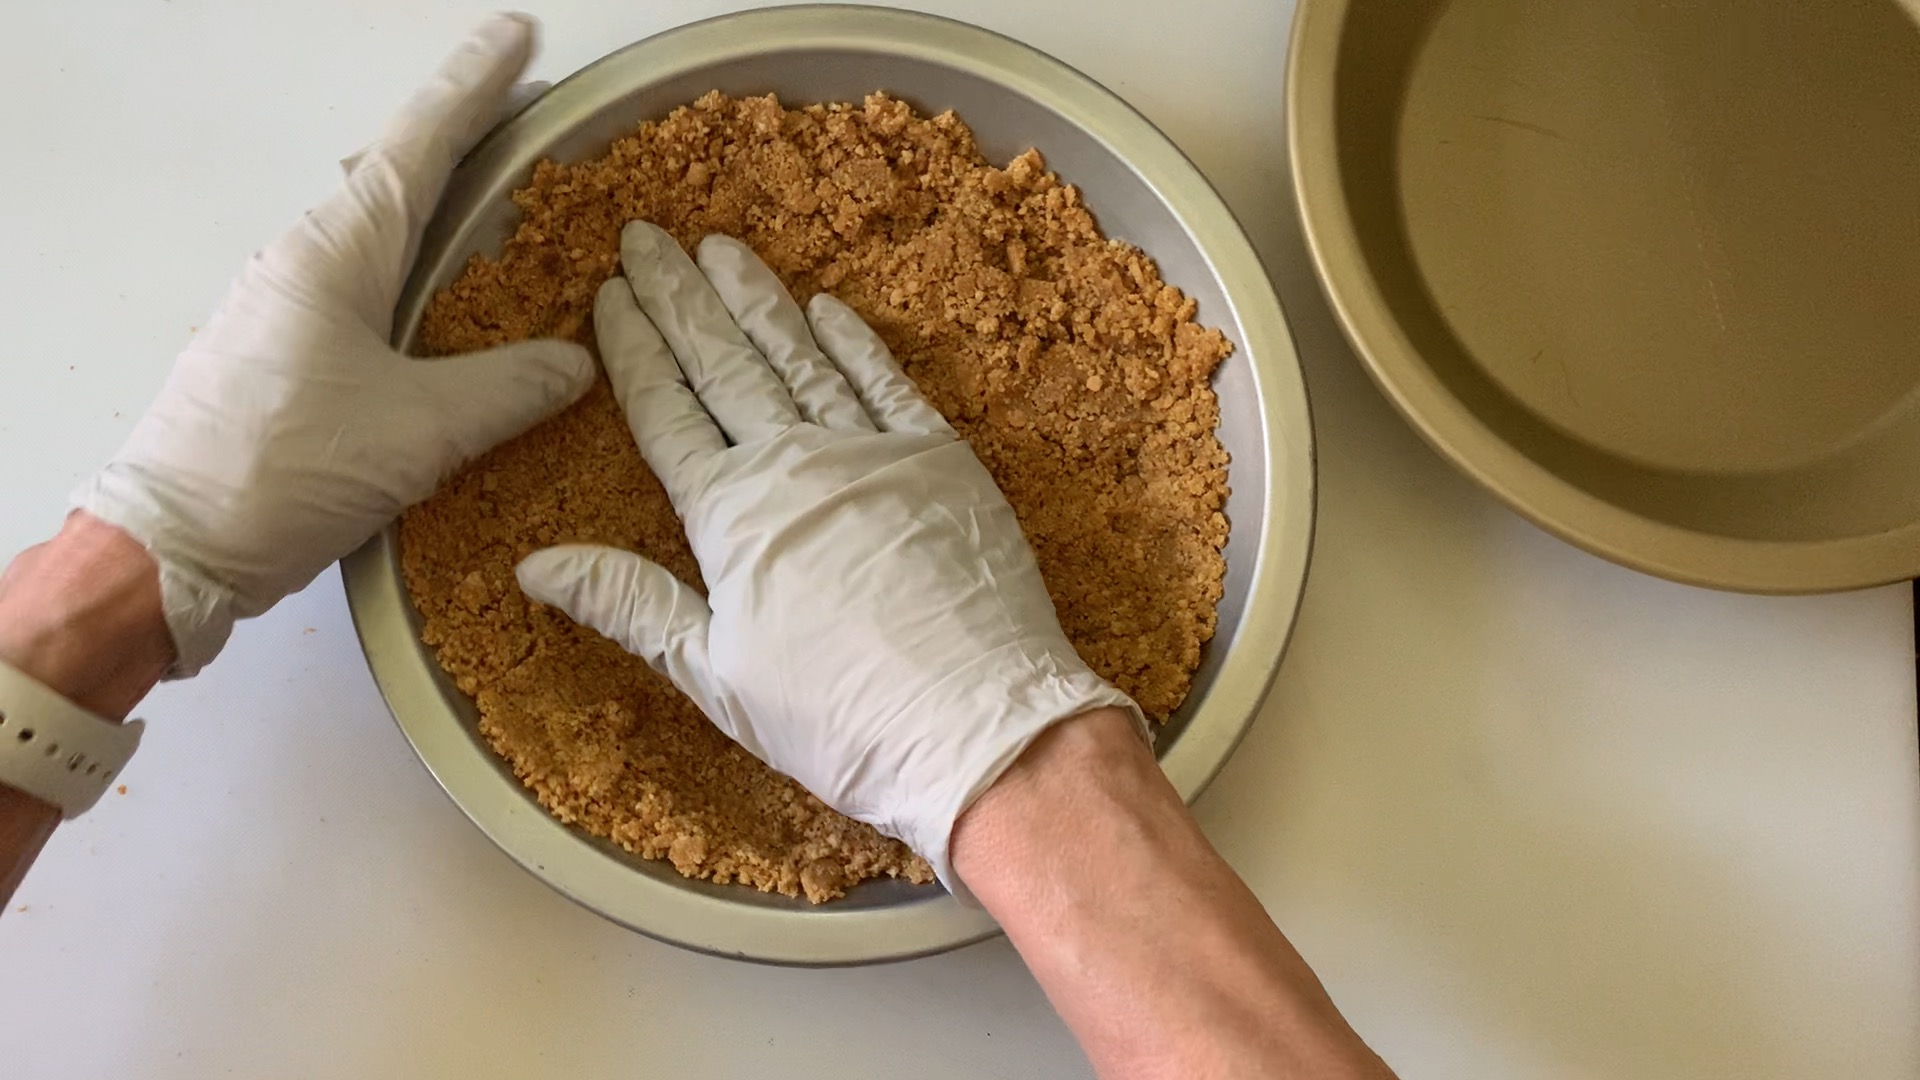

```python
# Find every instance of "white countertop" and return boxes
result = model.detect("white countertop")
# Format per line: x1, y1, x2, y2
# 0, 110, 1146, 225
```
2, 2, 1916, 1077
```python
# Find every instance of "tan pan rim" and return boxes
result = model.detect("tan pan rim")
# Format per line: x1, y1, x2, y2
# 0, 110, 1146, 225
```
1289, 0, 1920, 593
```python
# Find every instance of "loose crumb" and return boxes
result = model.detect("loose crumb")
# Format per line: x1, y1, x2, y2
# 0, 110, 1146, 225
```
402, 92, 1230, 902
115, 785, 128, 796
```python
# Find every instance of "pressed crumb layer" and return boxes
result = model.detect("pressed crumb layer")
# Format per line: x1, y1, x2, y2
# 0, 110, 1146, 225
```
400, 92, 1231, 902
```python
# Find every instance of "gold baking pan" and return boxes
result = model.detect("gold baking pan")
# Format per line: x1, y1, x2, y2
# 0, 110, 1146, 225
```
1289, 0, 1920, 592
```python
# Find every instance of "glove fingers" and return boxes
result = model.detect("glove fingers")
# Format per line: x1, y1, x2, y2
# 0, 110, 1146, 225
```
694, 236, 877, 433
499, 79, 550, 126
376, 13, 539, 188
806, 294, 957, 438
595, 277, 727, 507
404, 338, 595, 494
259, 15, 538, 332
514, 545, 726, 725
620, 222, 802, 444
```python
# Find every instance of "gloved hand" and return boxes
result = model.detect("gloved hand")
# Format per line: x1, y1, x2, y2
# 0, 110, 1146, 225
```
75, 15, 594, 677
514, 222, 1142, 900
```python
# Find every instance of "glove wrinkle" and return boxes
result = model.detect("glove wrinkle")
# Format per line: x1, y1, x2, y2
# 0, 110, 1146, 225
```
72, 15, 586, 680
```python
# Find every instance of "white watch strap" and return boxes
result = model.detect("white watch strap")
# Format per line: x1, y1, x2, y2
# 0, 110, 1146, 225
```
0, 659, 143, 819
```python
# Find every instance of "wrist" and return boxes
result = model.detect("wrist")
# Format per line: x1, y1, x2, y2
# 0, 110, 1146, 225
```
0, 512, 173, 720
0, 512, 167, 906
951, 706, 1165, 904
951, 711, 1396, 1080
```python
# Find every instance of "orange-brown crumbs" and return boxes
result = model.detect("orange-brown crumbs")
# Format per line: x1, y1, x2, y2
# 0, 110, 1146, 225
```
401, 92, 1230, 902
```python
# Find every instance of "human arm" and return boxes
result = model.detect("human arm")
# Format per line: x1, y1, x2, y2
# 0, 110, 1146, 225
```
518, 226, 1392, 1077
0, 15, 591, 905
955, 707, 1396, 1079
0, 514, 172, 904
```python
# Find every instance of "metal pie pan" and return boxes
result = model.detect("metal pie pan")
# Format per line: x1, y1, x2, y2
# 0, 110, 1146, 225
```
341, 5, 1315, 965
1289, 0, 1920, 592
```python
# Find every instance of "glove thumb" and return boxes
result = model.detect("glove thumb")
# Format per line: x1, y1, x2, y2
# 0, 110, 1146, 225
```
404, 339, 595, 489
514, 545, 725, 722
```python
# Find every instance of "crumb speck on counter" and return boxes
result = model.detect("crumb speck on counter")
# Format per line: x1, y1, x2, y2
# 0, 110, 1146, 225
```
402, 92, 1229, 903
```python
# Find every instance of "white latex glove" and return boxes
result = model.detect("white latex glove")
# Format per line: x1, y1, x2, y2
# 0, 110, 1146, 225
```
515, 223, 1142, 900
74, 15, 594, 676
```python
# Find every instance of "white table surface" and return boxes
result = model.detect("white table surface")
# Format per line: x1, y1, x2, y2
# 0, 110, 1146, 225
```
2, 2, 1916, 1077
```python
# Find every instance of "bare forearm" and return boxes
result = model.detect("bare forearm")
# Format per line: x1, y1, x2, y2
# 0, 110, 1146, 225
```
954, 709, 1395, 1080
0, 512, 173, 905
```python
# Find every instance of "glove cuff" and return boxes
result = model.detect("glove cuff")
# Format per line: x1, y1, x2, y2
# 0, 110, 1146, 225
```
898, 658, 1144, 907
72, 477, 238, 680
